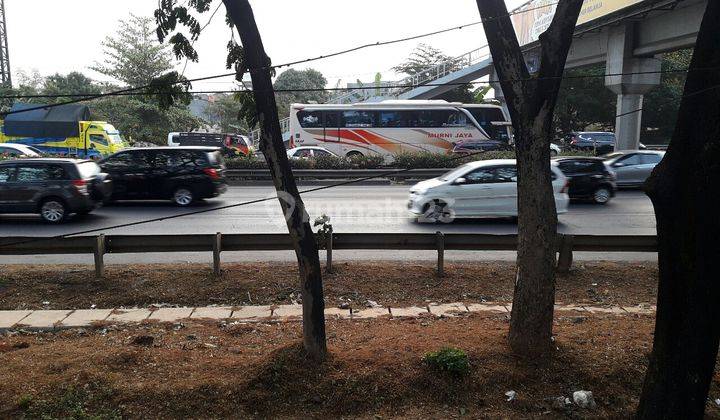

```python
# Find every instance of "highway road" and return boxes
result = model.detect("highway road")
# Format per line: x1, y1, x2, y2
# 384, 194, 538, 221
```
0, 185, 657, 264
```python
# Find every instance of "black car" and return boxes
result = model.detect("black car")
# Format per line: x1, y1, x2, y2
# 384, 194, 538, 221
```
100, 147, 227, 206
567, 132, 616, 155
554, 157, 616, 204
0, 158, 112, 222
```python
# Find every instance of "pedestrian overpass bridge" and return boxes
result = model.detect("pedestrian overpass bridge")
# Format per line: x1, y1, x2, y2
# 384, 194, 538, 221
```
326, 0, 706, 150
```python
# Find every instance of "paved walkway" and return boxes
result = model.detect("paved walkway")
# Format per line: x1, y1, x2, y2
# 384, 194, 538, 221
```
0, 302, 655, 332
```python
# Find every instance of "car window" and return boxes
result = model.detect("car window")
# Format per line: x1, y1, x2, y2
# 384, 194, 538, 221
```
465, 166, 517, 184
617, 154, 641, 166
103, 152, 134, 168
465, 168, 497, 183
295, 149, 313, 158
104, 151, 150, 169
313, 149, 331, 157
0, 146, 21, 156
494, 166, 518, 182
559, 160, 598, 174
77, 162, 101, 178
15, 165, 68, 182
440, 163, 473, 181
640, 153, 662, 164
0, 166, 14, 182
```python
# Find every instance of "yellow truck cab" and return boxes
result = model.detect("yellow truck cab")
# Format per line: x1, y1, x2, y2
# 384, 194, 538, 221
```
0, 103, 126, 158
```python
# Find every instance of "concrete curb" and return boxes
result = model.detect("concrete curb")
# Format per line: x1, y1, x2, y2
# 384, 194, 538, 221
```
0, 303, 656, 333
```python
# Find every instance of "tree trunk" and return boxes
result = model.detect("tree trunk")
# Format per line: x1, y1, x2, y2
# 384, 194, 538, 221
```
636, 1, 720, 417
475, 0, 582, 357
223, 0, 326, 361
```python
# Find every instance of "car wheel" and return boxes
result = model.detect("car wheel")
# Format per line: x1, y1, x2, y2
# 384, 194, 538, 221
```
550, 149, 559, 157
40, 198, 67, 223
419, 200, 454, 224
592, 187, 612, 205
172, 187, 194, 206
346, 151, 364, 159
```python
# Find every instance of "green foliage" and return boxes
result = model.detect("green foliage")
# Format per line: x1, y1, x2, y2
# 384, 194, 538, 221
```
225, 151, 530, 170
18, 383, 121, 420
348, 154, 386, 169
554, 64, 616, 135
642, 49, 694, 144
273, 69, 328, 119
203, 93, 248, 133
91, 14, 174, 88
91, 96, 202, 145
393, 43, 473, 102
42, 72, 102, 102
423, 347, 470, 375
391, 151, 516, 168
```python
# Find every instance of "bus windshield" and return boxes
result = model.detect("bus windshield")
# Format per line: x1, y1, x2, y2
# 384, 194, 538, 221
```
465, 108, 510, 142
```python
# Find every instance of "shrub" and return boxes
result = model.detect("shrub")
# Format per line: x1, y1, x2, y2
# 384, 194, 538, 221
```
313, 155, 352, 170
392, 151, 517, 169
348, 153, 385, 169
422, 347, 470, 375
224, 155, 267, 169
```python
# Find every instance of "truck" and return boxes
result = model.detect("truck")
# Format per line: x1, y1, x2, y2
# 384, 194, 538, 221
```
0, 103, 127, 158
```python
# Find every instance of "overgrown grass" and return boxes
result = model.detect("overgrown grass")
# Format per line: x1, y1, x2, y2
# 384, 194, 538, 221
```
18, 382, 121, 420
422, 347, 470, 376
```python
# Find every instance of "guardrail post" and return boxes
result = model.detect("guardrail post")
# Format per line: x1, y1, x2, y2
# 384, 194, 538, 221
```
436, 231, 445, 277
213, 232, 222, 276
557, 234, 574, 274
326, 228, 333, 274
94, 234, 105, 279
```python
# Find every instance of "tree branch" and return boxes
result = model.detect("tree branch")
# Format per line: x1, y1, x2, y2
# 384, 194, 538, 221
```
475, 0, 530, 121
537, 0, 583, 95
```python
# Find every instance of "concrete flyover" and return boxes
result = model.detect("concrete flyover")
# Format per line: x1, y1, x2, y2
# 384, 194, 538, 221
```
399, 0, 707, 150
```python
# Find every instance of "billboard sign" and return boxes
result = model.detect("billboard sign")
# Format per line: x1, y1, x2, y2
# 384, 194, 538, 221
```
511, 0, 645, 45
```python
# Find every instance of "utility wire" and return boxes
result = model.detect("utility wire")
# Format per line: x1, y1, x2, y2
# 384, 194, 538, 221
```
0, 67, 710, 100
0, 1, 559, 116
1, 82, 719, 250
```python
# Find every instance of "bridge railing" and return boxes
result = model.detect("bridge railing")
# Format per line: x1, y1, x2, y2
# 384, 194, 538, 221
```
0, 233, 657, 278
327, 45, 492, 104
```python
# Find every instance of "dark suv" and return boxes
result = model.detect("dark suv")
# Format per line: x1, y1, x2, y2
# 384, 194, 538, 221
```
567, 132, 616, 155
100, 147, 227, 206
0, 158, 112, 222
554, 157, 616, 204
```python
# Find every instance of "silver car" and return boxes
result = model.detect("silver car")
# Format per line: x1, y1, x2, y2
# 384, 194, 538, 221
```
603, 150, 665, 187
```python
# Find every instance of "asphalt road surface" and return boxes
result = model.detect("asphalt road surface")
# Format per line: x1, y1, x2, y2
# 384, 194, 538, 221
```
1, 185, 656, 264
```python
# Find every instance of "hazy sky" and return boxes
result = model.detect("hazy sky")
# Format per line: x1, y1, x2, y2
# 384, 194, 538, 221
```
6, 0, 527, 91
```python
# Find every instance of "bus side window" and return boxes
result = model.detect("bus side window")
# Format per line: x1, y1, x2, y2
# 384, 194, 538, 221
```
298, 111, 323, 128
323, 111, 339, 128
378, 111, 404, 128
341, 111, 374, 128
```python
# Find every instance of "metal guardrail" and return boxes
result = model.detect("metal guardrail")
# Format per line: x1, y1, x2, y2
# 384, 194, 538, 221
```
224, 168, 449, 181
0, 233, 657, 278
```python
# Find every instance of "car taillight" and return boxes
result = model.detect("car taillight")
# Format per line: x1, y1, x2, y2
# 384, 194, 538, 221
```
560, 179, 570, 194
203, 168, 220, 180
72, 179, 88, 195
570, 138, 578, 145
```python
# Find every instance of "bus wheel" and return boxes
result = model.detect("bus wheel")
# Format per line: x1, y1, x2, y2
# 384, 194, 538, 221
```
346, 151, 364, 159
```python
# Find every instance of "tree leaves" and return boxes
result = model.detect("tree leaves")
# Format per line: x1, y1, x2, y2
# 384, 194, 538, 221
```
146, 71, 193, 109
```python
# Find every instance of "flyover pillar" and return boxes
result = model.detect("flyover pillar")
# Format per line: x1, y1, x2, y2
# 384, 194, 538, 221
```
489, 69, 511, 122
605, 23, 661, 150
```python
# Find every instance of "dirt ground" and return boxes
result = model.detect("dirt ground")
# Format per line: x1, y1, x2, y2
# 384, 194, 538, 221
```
1, 313, 719, 419
0, 261, 658, 310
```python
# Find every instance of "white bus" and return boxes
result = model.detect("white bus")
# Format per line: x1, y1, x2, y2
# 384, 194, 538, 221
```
287, 100, 511, 158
